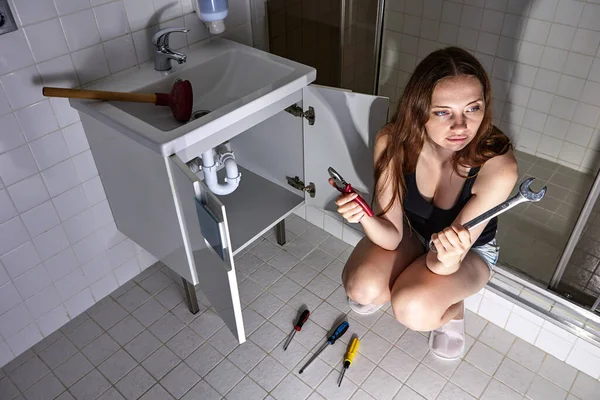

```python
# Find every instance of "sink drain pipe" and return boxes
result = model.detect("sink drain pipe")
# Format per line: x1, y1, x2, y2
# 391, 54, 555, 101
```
201, 146, 241, 195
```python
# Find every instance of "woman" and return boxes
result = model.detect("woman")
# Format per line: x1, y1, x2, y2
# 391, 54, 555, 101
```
332, 47, 518, 360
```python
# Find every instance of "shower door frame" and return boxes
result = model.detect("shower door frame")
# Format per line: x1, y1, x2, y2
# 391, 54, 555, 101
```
547, 166, 600, 314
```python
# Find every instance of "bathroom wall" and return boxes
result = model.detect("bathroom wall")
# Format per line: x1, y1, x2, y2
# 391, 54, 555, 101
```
379, 0, 600, 174
0, 0, 257, 368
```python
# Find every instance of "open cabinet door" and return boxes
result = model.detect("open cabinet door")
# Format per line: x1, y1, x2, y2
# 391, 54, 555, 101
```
167, 155, 245, 343
302, 85, 389, 218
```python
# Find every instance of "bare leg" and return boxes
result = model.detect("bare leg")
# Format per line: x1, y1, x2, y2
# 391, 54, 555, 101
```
389, 252, 490, 332
341, 228, 424, 306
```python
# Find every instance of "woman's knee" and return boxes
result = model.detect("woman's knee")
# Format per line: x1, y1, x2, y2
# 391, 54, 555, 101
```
343, 264, 388, 305
391, 289, 443, 331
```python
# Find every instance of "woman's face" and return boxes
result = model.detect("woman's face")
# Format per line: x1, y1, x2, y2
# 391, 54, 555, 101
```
424, 75, 485, 152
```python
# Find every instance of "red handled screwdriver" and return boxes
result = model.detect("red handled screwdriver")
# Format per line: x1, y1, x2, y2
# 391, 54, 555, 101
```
283, 309, 310, 351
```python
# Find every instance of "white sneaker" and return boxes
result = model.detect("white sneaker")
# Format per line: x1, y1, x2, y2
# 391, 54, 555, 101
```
428, 318, 465, 360
347, 297, 383, 315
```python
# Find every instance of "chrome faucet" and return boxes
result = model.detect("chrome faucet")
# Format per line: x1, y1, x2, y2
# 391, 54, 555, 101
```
151, 27, 190, 71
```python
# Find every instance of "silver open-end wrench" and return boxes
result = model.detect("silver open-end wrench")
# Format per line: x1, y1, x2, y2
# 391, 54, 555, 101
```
429, 177, 547, 253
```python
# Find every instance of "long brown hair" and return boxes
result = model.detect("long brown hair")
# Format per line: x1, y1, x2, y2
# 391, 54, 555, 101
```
374, 46, 512, 216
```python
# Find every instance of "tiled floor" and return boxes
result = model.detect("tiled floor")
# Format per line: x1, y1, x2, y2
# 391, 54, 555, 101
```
497, 151, 595, 287
2, 217, 600, 400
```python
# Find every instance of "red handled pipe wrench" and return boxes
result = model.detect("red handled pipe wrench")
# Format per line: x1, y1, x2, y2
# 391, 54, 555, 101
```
328, 167, 374, 217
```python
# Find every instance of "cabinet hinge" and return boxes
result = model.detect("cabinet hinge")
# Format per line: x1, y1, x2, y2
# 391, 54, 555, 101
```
286, 176, 315, 198
285, 105, 315, 125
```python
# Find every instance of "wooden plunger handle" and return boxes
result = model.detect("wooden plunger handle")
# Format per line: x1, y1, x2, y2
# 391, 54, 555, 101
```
42, 87, 157, 104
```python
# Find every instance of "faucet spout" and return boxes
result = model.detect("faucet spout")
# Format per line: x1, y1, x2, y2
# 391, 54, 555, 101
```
152, 27, 190, 71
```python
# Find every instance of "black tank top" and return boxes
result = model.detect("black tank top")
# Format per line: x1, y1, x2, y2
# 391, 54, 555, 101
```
403, 167, 497, 247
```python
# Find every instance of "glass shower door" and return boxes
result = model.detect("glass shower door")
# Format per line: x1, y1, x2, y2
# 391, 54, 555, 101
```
550, 167, 600, 313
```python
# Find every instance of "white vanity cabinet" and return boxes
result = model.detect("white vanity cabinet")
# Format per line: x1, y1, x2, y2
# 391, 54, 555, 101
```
77, 54, 388, 345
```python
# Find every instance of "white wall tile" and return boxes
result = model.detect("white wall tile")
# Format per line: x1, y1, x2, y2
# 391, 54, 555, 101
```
571, 28, 600, 56
55, 268, 87, 301
0, 190, 17, 225
566, 122, 593, 146
21, 201, 60, 238
64, 209, 97, 244
547, 24, 576, 51
32, 224, 70, 261
50, 98, 80, 128
0, 113, 25, 155
7, 174, 49, 213
154, 0, 184, 22
477, 32, 500, 55
41, 159, 79, 197
114, 258, 140, 285
44, 247, 80, 282
0, 341, 14, 367
572, 103, 600, 128
15, 100, 60, 142
581, 81, 600, 107
559, 142, 586, 164
37, 305, 69, 336
6, 324, 42, 358
53, 185, 89, 222
518, 42, 545, 66
537, 135, 562, 158
71, 44, 110, 85
29, 131, 70, 171
458, 27, 479, 50
54, 0, 91, 16
73, 232, 105, 264
478, 296, 511, 327
564, 53, 593, 79
579, 2, 600, 31
103, 35, 137, 74
0, 83, 12, 116
24, 19, 69, 63
64, 288, 94, 318
523, 19, 551, 45
0, 65, 44, 110
0, 282, 22, 315
90, 199, 113, 228
12, 0, 58, 26
97, 222, 126, 250
553, 0, 584, 26
60, 9, 102, 52
13, 264, 51, 300
37, 55, 80, 90
82, 176, 106, 205
323, 214, 343, 239
544, 116, 570, 139
123, 0, 156, 31
61, 123, 89, 157
94, 1, 130, 41
533, 68, 560, 92
0, 30, 35, 76
528, 89, 553, 113
24, 284, 61, 320
90, 272, 118, 302
81, 253, 111, 284
557, 75, 585, 100
0, 303, 33, 340
550, 96, 577, 120
522, 109, 547, 132
535, 328, 574, 361
0, 217, 29, 257
528, 0, 558, 21
517, 128, 541, 152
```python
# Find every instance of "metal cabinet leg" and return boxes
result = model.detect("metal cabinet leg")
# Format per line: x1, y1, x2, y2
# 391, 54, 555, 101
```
182, 278, 200, 314
276, 220, 286, 245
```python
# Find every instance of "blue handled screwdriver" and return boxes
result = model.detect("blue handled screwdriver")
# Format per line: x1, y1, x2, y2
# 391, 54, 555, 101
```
299, 320, 349, 374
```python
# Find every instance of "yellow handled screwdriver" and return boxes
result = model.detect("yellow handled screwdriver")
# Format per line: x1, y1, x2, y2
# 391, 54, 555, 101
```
338, 336, 360, 387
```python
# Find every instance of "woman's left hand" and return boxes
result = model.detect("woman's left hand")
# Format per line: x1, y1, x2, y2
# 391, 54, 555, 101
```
430, 225, 472, 268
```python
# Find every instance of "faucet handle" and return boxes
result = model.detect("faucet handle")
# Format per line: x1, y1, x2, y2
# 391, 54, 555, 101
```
152, 27, 190, 48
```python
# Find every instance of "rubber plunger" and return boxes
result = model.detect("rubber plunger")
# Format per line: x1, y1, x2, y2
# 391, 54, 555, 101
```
42, 80, 194, 122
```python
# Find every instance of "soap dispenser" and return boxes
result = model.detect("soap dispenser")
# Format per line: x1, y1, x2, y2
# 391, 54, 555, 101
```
193, 0, 228, 35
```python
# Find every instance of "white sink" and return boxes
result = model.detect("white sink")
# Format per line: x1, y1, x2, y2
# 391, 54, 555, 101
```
69, 39, 316, 156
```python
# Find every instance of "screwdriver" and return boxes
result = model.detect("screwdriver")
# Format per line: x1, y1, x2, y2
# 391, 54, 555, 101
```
283, 309, 310, 351
338, 337, 359, 387
299, 320, 349, 374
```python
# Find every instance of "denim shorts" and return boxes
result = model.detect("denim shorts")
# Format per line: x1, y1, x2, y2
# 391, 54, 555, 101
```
412, 230, 499, 272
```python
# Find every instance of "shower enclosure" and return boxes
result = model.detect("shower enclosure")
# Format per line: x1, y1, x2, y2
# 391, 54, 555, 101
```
257, 0, 600, 339
263, 0, 384, 96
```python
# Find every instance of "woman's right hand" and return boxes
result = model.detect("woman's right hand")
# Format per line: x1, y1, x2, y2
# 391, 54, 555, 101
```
329, 178, 366, 223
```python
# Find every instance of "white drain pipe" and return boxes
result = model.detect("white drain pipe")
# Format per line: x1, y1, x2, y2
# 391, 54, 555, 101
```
201, 146, 241, 195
